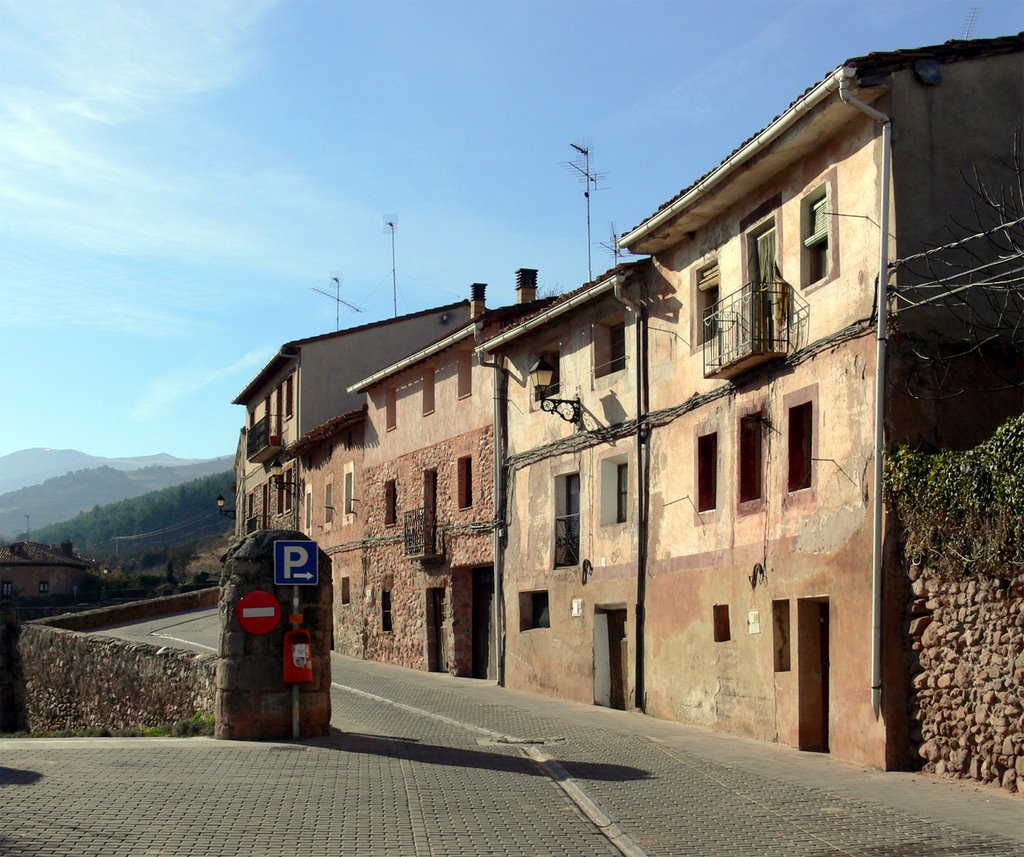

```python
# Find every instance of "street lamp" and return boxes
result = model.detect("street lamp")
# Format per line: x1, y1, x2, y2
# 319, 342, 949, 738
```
216, 495, 237, 520
529, 357, 582, 426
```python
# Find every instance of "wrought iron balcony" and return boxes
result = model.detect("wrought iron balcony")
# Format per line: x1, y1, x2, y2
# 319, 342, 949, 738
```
554, 513, 580, 567
702, 281, 808, 380
246, 414, 284, 463
404, 507, 440, 560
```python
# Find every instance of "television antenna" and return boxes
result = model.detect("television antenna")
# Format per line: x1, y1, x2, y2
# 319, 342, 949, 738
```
600, 222, 622, 264
312, 273, 364, 331
563, 141, 606, 283
963, 7, 978, 39
384, 215, 398, 317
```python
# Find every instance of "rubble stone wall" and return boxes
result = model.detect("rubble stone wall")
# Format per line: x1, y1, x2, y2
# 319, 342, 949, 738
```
20, 624, 215, 732
906, 564, 1024, 794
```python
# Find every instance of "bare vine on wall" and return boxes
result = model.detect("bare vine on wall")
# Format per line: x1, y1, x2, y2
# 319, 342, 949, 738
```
890, 130, 1024, 399
884, 414, 1024, 581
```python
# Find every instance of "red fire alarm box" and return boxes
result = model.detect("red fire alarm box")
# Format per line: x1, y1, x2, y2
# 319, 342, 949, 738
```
283, 629, 313, 684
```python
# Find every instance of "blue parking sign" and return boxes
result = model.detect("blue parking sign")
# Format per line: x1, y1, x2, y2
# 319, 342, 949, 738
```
274, 540, 319, 586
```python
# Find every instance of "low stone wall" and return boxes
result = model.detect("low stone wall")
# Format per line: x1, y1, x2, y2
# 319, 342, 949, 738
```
906, 565, 1024, 793
18, 589, 219, 732
32, 587, 219, 632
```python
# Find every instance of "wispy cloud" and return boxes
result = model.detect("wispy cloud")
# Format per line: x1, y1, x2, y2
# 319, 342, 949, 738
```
0, 0, 345, 332
130, 346, 271, 421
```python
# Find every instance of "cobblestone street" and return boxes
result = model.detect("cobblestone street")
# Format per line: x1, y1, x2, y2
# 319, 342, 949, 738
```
2, 650, 1021, 856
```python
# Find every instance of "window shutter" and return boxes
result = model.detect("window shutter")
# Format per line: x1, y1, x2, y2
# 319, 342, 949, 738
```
697, 264, 720, 292
805, 197, 829, 247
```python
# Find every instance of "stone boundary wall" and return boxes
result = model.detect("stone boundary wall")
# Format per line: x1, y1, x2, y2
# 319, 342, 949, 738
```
17, 588, 219, 732
31, 587, 219, 632
906, 565, 1024, 794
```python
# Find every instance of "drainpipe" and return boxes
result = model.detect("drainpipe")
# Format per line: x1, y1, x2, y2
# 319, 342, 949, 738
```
613, 276, 648, 711
839, 66, 891, 719
476, 322, 506, 685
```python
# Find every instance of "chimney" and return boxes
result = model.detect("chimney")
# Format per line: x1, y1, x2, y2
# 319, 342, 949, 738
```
470, 283, 487, 318
515, 268, 538, 304
61, 540, 73, 557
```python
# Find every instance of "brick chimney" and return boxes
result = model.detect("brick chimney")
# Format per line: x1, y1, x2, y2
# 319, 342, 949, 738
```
470, 283, 487, 318
515, 268, 538, 304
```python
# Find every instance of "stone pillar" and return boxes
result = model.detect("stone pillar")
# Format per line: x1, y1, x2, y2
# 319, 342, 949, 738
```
216, 530, 332, 740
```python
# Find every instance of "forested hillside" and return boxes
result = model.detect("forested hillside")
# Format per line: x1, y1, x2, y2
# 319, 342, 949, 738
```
25, 471, 234, 562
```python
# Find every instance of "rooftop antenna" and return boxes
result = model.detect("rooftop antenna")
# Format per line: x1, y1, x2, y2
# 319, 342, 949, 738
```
383, 214, 398, 317
312, 273, 364, 331
600, 222, 622, 265
963, 6, 977, 39
563, 141, 606, 283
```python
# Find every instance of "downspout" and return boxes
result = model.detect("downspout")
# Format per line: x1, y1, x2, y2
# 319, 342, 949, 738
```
839, 66, 891, 719
476, 323, 506, 685
614, 276, 648, 711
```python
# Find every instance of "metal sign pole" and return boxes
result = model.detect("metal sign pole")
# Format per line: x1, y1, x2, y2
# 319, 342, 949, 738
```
292, 583, 299, 739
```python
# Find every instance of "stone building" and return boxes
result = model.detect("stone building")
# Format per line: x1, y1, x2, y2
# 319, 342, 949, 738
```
340, 277, 552, 679
230, 301, 470, 538
480, 35, 1023, 769
0, 541, 96, 603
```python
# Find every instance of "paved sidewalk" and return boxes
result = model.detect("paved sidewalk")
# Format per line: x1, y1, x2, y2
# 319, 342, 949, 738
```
2, 648, 1021, 856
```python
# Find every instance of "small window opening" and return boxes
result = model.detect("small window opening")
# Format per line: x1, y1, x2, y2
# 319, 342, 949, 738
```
697, 432, 718, 512
381, 590, 393, 632
788, 402, 813, 492
739, 414, 763, 503
341, 577, 351, 605
713, 604, 731, 642
457, 456, 473, 508
519, 590, 551, 631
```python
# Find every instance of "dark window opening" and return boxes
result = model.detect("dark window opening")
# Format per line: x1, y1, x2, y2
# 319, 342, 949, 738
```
384, 479, 397, 525
713, 604, 731, 642
788, 402, 813, 492
739, 414, 763, 503
519, 590, 551, 631
381, 590, 393, 632
616, 462, 628, 523
457, 456, 473, 508
773, 599, 791, 671
341, 577, 351, 605
697, 432, 718, 512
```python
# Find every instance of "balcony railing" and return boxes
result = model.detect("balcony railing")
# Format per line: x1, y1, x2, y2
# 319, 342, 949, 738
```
404, 507, 439, 559
246, 414, 284, 463
554, 513, 580, 567
702, 281, 808, 380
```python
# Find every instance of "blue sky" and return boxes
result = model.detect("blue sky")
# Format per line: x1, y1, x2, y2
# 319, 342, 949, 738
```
1, 0, 1020, 461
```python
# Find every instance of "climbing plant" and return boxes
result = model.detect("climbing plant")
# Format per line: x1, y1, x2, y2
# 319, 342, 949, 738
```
884, 414, 1024, 581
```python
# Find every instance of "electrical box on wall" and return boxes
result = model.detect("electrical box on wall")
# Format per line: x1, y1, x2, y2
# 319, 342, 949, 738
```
571, 598, 584, 618
747, 610, 761, 634
365, 587, 374, 604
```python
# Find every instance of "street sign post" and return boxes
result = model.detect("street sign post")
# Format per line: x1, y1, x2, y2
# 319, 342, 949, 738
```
236, 589, 282, 635
274, 540, 319, 586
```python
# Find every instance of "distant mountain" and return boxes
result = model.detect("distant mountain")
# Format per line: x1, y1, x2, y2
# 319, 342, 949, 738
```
0, 448, 226, 495
0, 457, 234, 538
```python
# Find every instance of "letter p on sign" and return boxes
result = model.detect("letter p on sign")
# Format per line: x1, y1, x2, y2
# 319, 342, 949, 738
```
274, 540, 319, 586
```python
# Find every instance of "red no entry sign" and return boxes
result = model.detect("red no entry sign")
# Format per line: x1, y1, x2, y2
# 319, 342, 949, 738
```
236, 589, 282, 635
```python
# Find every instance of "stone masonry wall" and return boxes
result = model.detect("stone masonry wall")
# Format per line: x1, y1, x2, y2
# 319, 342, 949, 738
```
17, 589, 219, 732
906, 564, 1024, 794
358, 425, 494, 676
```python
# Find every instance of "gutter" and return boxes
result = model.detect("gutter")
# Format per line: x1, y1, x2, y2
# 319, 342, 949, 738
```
839, 65, 892, 720
620, 68, 846, 251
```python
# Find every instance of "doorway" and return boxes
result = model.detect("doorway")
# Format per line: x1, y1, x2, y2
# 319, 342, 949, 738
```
427, 587, 447, 673
797, 597, 830, 751
471, 567, 494, 679
594, 608, 628, 710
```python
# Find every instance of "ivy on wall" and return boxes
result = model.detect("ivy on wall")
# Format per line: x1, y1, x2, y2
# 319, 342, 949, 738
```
884, 414, 1024, 581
